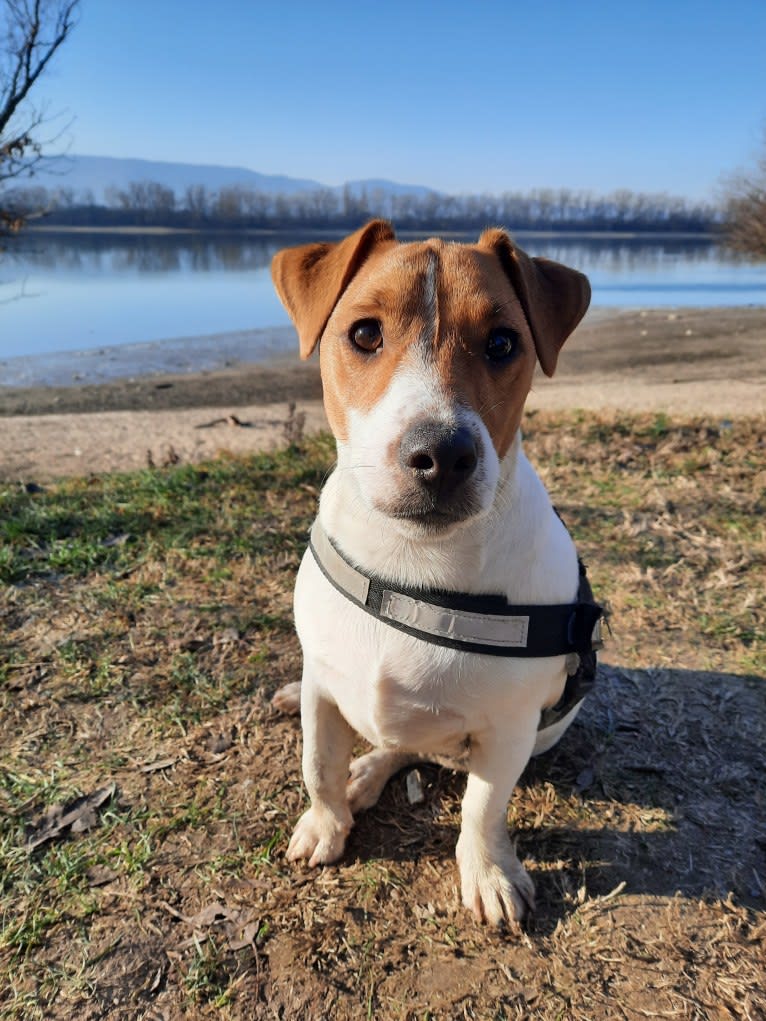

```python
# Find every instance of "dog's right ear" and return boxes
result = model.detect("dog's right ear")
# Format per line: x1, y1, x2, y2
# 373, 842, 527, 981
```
479, 228, 591, 377
271, 219, 397, 360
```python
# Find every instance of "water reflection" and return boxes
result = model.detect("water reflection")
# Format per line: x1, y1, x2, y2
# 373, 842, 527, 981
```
1, 231, 764, 360
527, 239, 717, 272
5, 233, 281, 275
4, 231, 739, 278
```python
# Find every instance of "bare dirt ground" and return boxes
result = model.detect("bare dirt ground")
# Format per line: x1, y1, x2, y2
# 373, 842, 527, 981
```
1, 414, 764, 1020
1, 307, 764, 482
0, 310, 764, 1019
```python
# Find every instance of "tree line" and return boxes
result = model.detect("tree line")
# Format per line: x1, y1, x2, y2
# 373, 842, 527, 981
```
3, 3, 765, 256
3, 180, 719, 233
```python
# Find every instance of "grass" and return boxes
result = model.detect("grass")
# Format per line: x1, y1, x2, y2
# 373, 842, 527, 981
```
0, 413, 764, 1020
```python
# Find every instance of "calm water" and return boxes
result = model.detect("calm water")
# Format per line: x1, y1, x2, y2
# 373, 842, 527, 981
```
1, 231, 765, 364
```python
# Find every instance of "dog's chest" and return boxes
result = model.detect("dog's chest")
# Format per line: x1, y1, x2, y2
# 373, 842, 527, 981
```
294, 551, 557, 754
363, 656, 475, 755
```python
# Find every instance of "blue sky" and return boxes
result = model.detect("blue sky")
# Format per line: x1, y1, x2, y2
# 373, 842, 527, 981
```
35, 0, 766, 200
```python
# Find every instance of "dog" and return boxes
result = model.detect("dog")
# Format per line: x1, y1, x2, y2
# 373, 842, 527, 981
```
270, 220, 601, 927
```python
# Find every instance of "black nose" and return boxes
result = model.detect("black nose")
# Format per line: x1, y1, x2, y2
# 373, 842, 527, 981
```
399, 422, 478, 498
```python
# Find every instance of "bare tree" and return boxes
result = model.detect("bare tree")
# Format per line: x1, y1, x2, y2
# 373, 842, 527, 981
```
722, 130, 766, 258
1, 0, 79, 237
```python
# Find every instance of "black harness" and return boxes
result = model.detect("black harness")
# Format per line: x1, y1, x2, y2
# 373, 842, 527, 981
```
308, 520, 604, 731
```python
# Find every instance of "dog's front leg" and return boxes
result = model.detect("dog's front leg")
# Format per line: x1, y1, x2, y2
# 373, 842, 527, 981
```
286, 672, 356, 867
456, 721, 538, 927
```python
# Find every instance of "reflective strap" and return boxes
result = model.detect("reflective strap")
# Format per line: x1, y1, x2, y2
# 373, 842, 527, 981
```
308, 519, 603, 660
310, 519, 370, 605
380, 590, 529, 648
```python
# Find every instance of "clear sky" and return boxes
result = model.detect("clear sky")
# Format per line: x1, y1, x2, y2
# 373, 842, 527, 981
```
34, 0, 766, 200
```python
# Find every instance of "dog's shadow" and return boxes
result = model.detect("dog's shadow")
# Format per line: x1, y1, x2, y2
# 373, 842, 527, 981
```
346, 664, 766, 932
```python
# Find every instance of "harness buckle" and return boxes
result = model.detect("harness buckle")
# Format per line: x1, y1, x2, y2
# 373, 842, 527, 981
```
591, 616, 604, 651
567, 604, 605, 653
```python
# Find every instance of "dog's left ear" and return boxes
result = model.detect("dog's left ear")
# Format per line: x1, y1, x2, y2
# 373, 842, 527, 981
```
479, 228, 591, 377
272, 219, 397, 359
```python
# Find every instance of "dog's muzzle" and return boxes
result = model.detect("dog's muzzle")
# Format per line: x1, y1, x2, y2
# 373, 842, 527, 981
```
387, 420, 484, 527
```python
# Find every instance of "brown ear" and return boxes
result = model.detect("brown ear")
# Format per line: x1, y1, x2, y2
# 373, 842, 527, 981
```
479, 228, 591, 377
271, 219, 397, 359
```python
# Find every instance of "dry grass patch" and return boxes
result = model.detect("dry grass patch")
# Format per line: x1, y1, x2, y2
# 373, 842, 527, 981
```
0, 413, 764, 1020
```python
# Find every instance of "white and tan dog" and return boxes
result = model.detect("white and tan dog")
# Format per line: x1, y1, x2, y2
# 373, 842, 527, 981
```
270, 220, 594, 926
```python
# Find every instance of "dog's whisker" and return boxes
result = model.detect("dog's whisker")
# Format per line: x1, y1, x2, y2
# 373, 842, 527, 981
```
476, 396, 509, 418
319, 460, 338, 486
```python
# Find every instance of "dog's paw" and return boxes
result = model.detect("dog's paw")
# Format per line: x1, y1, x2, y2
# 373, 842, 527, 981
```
456, 836, 535, 927
347, 750, 401, 814
271, 681, 302, 715
286, 806, 352, 867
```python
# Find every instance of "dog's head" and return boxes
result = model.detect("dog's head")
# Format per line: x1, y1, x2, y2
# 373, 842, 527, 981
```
272, 220, 589, 534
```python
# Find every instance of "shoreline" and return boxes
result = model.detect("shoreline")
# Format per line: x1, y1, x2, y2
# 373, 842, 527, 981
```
1, 307, 764, 482
0, 327, 298, 392
27, 224, 720, 242
2, 306, 764, 416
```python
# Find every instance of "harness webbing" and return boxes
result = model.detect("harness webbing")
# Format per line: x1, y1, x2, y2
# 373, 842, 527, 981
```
309, 520, 602, 658
308, 520, 603, 731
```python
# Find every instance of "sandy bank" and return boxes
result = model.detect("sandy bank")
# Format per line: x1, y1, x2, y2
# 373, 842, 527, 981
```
1, 308, 763, 482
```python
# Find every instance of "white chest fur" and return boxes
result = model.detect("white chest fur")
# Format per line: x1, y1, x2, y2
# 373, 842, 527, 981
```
295, 551, 570, 755
293, 442, 580, 755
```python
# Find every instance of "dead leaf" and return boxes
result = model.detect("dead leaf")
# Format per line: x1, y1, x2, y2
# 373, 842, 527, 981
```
206, 729, 235, 754
25, 783, 116, 851
139, 758, 178, 773
86, 865, 119, 887
174, 900, 265, 952
213, 628, 240, 648
188, 902, 238, 928
70, 806, 98, 833
102, 533, 132, 548
575, 765, 596, 793
194, 413, 252, 429
229, 920, 263, 951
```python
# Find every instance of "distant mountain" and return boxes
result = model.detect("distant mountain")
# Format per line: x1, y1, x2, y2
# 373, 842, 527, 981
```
29, 154, 322, 200
339, 178, 435, 199
27, 154, 435, 202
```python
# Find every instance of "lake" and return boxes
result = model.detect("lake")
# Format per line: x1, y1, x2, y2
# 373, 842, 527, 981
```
1, 230, 765, 371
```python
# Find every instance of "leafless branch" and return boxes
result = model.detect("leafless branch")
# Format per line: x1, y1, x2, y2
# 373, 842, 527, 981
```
1, 1, 78, 135
0, 273, 41, 303
721, 126, 766, 259
0, 0, 79, 240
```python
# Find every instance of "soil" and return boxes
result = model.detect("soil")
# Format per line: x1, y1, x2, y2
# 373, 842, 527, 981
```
1, 307, 764, 482
1, 379, 764, 1016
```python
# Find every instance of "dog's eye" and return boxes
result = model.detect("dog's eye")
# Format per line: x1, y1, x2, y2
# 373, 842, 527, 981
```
485, 328, 520, 363
350, 319, 383, 353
